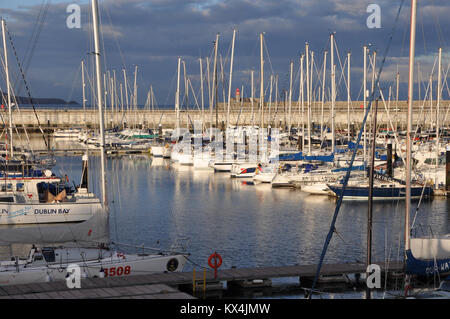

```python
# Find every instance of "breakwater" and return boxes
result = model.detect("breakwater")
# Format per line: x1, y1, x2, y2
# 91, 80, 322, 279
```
8, 100, 448, 130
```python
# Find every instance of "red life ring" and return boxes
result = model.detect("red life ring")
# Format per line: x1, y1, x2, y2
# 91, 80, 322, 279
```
208, 252, 222, 269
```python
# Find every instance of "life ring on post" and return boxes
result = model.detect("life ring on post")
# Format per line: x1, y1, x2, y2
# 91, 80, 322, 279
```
208, 252, 222, 269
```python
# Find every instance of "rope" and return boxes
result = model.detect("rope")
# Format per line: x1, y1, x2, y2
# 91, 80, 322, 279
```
13, 0, 50, 94
333, 228, 363, 263
410, 180, 429, 231
5, 25, 48, 149
186, 255, 208, 270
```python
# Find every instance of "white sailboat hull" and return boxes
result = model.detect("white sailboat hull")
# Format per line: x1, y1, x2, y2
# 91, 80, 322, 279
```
193, 157, 213, 170
151, 146, 164, 157
301, 183, 330, 195
230, 163, 259, 178
0, 201, 100, 225
0, 252, 188, 286
179, 154, 193, 166
271, 174, 293, 188
212, 162, 233, 172
253, 173, 276, 183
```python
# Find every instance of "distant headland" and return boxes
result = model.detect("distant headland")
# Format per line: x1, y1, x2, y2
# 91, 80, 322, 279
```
0, 93, 79, 106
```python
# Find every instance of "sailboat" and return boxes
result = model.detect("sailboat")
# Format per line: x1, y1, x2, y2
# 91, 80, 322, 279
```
403, 0, 450, 279
0, 0, 188, 286
307, 0, 449, 299
0, 19, 98, 225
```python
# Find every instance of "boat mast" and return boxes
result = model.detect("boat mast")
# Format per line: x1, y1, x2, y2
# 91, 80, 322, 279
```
330, 33, 335, 154
199, 58, 205, 131
363, 45, 368, 165
395, 71, 399, 131
122, 69, 128, 127
275, 75, 278, 129
288, 60, 293, 136
175, 57, 181, 137
366, 98, 378, 299
1, 19, 13, 158
109, 71, 114, 128
369, 51, 377, 155
268, 74, 273, 128
212, 33, 219, 131
347, 51, 351, 142
103, 73, 107, 127
150, 85, 155, 131
91, 0, 107, 209
260, 32, 264, 130
251, 69, 254, 127
206, 57, 211, 133
405, 0, 417, 256
133, 66, 138, 129
429, 69, 434, 131
305, 43, 310, 154
82, 60, 87, 126
299, 54, 304, 148
309, 50, 314, 155
227, 29, 236, 129
111, 70, 115, 127
321, 50, 327, 142
182, 60, 188, 128
436, 47, 441, 188
120, 83, 123, 128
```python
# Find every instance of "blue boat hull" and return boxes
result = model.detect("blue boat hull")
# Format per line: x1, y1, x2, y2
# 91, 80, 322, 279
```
327, 185, 433, 200
406, 250, 450, 276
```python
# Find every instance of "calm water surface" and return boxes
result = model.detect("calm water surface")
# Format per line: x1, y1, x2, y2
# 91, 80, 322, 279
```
52, 153, 450, 272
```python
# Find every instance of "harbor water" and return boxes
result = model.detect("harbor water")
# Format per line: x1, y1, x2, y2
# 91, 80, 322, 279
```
51, 152, 449, 271
2, 136, 449, 298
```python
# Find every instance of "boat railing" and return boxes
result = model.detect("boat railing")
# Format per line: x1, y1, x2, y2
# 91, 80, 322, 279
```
110, 237, 190, 255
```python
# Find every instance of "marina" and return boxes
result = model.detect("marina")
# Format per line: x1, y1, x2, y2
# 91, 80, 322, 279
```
0, 150, 447, 299
0, 0, 449, 304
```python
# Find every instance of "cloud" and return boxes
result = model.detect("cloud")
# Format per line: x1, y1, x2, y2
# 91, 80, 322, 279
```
0, 0, 449, 105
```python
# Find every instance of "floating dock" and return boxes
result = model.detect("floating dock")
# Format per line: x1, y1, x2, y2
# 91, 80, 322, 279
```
0, 261, 404, 299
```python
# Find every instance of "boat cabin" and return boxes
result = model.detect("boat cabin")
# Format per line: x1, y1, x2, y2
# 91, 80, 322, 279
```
0, 175, 76, 204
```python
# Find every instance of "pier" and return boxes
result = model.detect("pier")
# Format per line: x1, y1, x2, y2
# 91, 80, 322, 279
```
0, 261, 404, 299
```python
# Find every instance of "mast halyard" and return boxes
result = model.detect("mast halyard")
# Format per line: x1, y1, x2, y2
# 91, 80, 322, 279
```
1, 19, 13, 159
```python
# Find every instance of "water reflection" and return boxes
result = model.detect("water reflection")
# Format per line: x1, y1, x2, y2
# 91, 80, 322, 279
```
0, 148, 448, 274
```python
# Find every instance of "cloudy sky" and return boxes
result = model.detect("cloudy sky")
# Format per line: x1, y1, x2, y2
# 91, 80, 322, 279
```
0, 0, 449, 107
